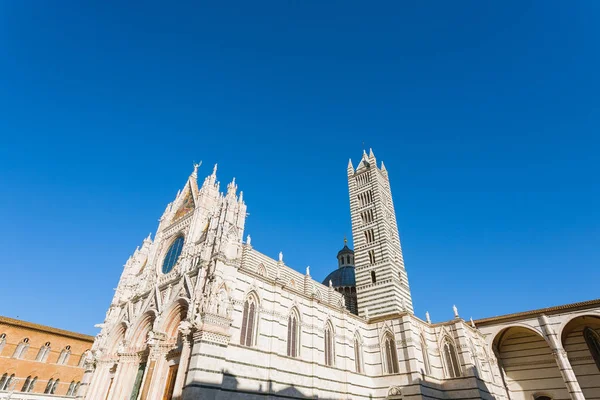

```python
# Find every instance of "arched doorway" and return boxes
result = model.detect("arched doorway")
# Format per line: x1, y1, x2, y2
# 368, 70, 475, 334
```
561, 315, 600, 400
159, 300, 189, 400
493, 326, 567, 400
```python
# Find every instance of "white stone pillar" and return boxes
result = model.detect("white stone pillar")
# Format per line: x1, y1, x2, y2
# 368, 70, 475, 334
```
538, 314, 585, 400
172, 334, 193, 400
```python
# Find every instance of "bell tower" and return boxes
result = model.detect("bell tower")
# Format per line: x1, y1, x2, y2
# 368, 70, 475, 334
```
348, 149, 413, 318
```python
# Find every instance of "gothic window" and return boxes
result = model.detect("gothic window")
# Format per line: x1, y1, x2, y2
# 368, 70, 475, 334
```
67, 381, 76, 396
240, 294, 259, 347
58, 346, 71, 365
36, 342, 51, 362
371, 271, 376, 284
26, 376, 37, 392
287, 309, 300, 358
383, 332, 399, 374
162, 235, 185, 274
368, 250, 376, 264
0, 373, 14, 391
21, 376, 32, 392
13, 338, 29, 359
354, 334, 364, 373
421, 336, 431, 375
0, 333, 5, 356
442, 338, 461, 378
324, 322, 335, 366
584, 327, 600, 371
78, 350, 90, 367
51, 378, 59, 394
44, 379, 54, 394
364, 229, 375, 244
74, 382, 81, 396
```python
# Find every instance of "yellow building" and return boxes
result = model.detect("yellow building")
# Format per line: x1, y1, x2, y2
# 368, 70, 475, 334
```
0, 316, 94, 398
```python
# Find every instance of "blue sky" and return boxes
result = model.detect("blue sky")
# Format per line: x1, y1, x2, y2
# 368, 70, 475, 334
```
0, 2, 598, 336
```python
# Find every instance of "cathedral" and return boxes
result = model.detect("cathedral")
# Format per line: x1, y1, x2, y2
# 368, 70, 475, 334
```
82, 150, 600, 400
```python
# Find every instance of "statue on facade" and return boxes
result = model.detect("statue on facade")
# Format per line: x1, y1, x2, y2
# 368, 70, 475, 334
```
453, 305, 459, 318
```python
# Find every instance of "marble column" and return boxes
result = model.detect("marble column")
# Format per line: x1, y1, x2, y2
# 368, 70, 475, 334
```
172, 322, 193, 400
538, 314, 585, 400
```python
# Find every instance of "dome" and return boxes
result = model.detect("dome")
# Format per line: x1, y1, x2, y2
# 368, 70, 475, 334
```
322, 266, 356, 288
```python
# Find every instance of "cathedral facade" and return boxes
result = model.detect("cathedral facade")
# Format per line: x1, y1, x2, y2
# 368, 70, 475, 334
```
83, 151, 600, 400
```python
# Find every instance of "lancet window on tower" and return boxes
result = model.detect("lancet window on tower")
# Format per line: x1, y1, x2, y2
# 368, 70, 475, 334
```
357, 190, 374, 207
361, 209, 374, 224
364, 229, 375, 244
368, 250, 376, 264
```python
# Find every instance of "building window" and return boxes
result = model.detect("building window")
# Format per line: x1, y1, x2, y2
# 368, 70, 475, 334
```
51, 379, 59, 394
287, 309, 300, 357
67, 381, 76, 396
584, 327, 600, 371
371, 271, 376, 284
383, 332, 399, 374
27, 376, 37, 392
44, 379, 54, 394
58, 347, 71, 365
0, 373, 14, 391
0, 333, 5, 356
36, 342, 51, 362
443, 338, 461, 378
74, 382, 81, 396
364, 229, 375, 244
162, 235, 185, 274
421, 336, 431, 375
21, 376, 32, 392
324, 322, 334, 366
78, 350, 90, 367
368, 250, 376, 264
13, 338, 29, 359
354, 335, 363, 373
240, 293, 259, 347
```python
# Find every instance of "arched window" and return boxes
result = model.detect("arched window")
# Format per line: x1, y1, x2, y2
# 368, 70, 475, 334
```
67, 381, 76, 396
442, 338, 461, 378
51, 378, 59, 394
371, 271, 376, 284
162, 235, 185, 274
27, 377, 37, 393
324, 322, 334, 366
240, 294, 259, 347
0, 333, 5, 356
21, 376, 32, 392
584, 327, 600, 371
36, 342, 51, 362
13, 338, 29, 359
383, 332, 399, 374
421, 336, 431, 375
287, 309, 300, 357
1, 374, 14, 391
44, 379, 54, 394
257, 264, 267, 277
58, 346, 71, 365
78, 350, 90, 367
354, 334, 363, 373
0, 373, 9, 390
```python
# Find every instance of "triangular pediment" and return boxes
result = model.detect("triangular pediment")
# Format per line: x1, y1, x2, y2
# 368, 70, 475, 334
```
172, 185, 195, 222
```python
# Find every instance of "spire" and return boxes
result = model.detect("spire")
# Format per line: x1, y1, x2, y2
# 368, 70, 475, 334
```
192, 161, 202, 178
380, 161, 386, 172
212, 163, 218, 177
347, 158, 355, 175
227, 177, 237, 197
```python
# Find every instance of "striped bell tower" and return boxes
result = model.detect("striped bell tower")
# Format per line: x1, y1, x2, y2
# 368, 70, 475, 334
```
348, 149, 413, 318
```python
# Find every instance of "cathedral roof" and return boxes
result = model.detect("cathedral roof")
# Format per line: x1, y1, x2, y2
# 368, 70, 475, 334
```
322, 266, 356, 288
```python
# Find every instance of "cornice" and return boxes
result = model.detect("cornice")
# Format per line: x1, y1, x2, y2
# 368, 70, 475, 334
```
474, 298, 600, 326
0, 316, 95, 342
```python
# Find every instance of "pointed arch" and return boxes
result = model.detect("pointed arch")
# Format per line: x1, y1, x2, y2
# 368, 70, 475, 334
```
287, 307, 301, 357
159, 298, 190, 340
129, 310, 157, 347
257, 263, 267, 277
12, 338, 29, 359
420, 334, 431, 375
0, 333, 5, 356
382, 331, 399, 374
0, 373, 14, 391
240, 291, 260, 347
36, 342, 52, 362
354, 331, 364, 373
324, 320, 335, 366
583, 327, 600, 371
442, 336, 461, 378
58, 346, 72, 365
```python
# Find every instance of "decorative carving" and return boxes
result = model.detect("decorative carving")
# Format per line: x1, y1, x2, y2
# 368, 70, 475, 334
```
388, 386, 402, 397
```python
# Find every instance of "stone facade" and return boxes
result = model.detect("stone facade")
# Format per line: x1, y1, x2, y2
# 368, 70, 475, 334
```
0, 316, 94, 399
84, 153, 600, 400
